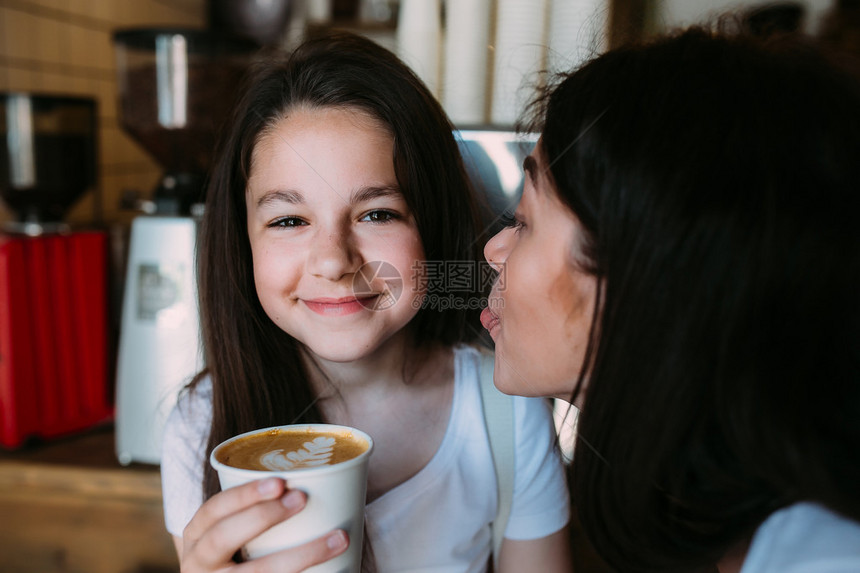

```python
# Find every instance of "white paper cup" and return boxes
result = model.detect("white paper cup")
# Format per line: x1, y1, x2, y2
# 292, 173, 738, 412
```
210, 423, 374, 573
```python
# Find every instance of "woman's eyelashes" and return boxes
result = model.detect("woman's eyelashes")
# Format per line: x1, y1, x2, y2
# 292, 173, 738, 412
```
499, 211, 525, 231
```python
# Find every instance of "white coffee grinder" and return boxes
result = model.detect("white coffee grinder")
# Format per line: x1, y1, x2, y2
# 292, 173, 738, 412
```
112, 29, 256, 465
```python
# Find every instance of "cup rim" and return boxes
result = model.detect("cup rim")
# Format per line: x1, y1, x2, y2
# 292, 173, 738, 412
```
209, 423, 374, 478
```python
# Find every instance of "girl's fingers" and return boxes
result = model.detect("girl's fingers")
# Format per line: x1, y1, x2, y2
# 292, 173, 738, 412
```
193, 492, 308, 567
237, 530, 350, 573
182, 479, 309, 570
183, 478, 287, 543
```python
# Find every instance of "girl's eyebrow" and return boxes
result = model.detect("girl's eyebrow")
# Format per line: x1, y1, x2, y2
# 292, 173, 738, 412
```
256, 189, 304, 207
350, 185, 401, 204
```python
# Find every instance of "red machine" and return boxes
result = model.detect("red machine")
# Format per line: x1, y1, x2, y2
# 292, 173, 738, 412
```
0, 232, 112, 448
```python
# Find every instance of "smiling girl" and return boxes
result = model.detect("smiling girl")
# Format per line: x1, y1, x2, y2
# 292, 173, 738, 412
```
159, 33, 571, 573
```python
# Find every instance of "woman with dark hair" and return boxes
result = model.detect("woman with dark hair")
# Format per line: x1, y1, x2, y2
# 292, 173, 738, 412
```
482, 26, 860, 572
160, 32, 572, 572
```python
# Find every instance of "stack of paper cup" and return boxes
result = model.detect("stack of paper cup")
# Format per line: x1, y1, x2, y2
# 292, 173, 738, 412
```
546, 0, 609, 75
397, 0, 443, 97
490, 0, 549, 126
306, 0, 332, 23
442, 0, 492, 126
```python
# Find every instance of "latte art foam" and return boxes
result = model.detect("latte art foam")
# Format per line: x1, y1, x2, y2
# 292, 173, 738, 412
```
216, 428, 369, 472
260, 436, 336, 470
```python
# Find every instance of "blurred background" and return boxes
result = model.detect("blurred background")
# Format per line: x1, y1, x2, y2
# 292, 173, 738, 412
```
0, 0, 847, 229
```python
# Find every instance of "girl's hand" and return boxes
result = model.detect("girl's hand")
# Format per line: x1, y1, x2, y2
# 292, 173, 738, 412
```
176, 477, 349, 572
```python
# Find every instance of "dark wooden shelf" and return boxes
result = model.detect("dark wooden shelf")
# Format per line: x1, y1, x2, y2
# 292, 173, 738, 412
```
2, 424, 122, 467
0, 424, 179, 573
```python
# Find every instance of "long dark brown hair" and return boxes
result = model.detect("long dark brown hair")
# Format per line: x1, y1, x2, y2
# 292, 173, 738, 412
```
531, 26, 860, 572
190, 32, 484, 504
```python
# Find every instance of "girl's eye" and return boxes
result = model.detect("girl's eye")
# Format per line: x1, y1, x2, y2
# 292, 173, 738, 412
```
360, 210, 399, 223
269, 216, 307, 228
499, 211, 524, 231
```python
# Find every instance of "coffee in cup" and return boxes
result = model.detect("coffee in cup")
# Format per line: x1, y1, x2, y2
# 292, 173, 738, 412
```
211, 424, 374, 573
215, 427, 369, 471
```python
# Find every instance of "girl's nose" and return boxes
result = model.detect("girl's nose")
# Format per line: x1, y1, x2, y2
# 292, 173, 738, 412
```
307, 225, 361, 281
484, 226, 513, 272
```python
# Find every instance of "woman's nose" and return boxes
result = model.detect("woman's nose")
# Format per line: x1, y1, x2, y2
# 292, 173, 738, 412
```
307, 225, 361, 281
484, 226, 513, 273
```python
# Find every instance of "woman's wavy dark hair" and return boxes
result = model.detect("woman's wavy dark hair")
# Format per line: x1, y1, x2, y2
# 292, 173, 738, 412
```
191, 32, 484, 504
530, 26, 860, 572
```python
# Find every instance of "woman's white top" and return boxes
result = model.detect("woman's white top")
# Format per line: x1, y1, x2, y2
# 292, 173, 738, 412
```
741, 502, 860, 573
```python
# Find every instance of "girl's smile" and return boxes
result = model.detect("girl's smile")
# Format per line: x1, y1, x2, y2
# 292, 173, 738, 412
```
303, 295, 379, 316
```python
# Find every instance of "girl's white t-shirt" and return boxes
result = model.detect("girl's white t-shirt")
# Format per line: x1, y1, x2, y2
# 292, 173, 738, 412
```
160, 345, 570, 572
